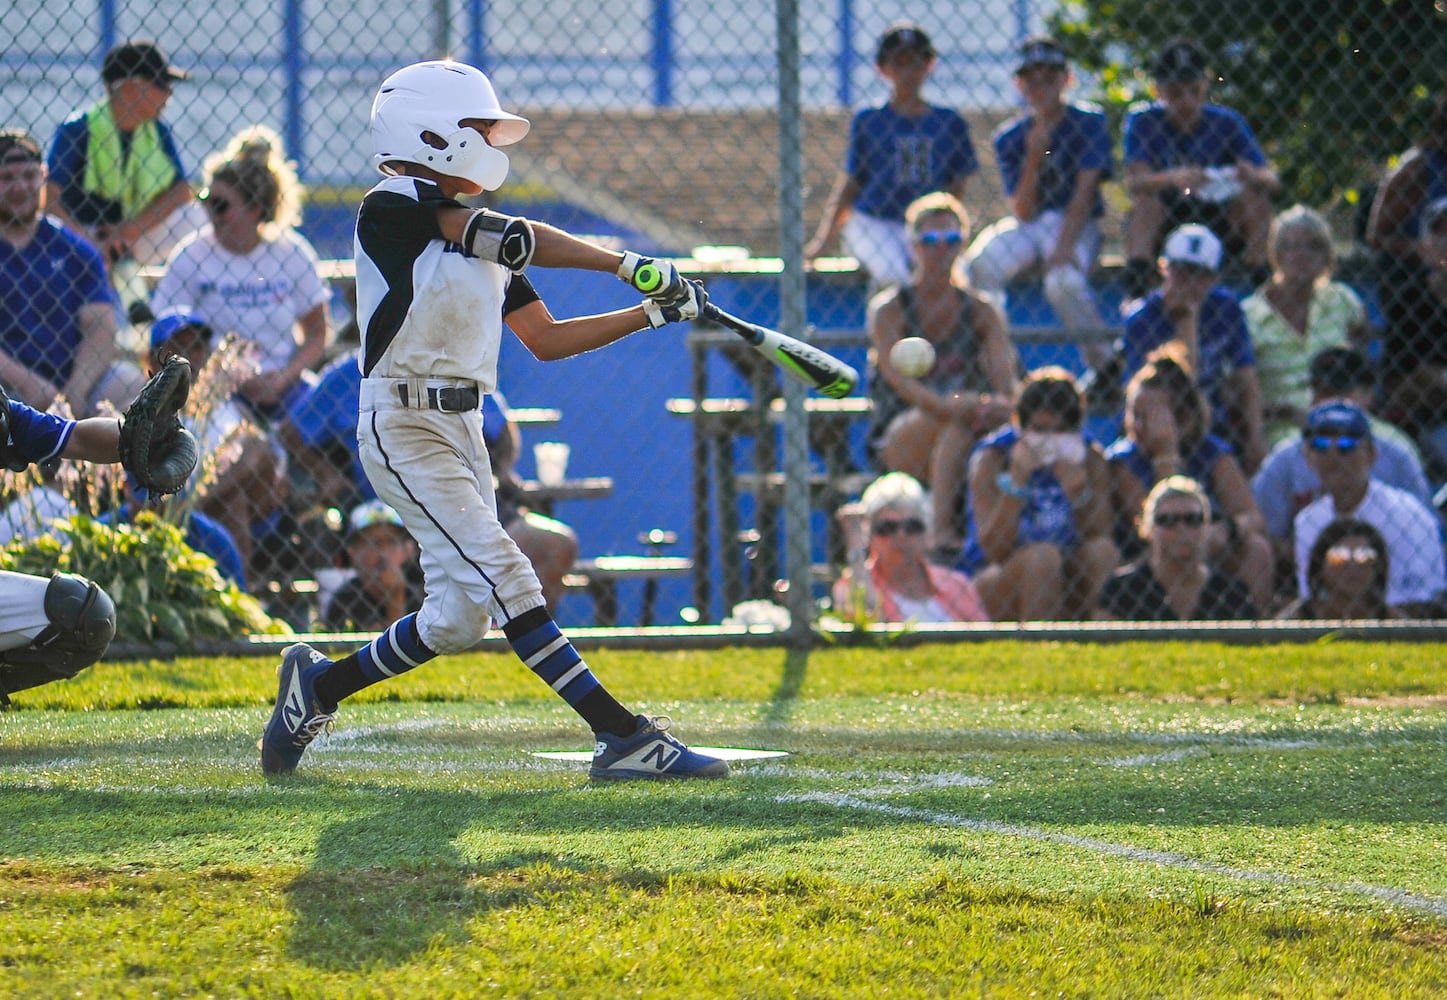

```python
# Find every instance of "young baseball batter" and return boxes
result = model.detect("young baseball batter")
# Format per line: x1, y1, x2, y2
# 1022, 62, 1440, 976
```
259, 60, 728, 780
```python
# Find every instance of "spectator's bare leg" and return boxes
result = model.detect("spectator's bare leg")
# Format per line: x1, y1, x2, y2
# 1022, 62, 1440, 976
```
1213, 530, 1274, 616
879, 410, 942, 486
977, 542, 1064, 621
1230, 187, 1274, 269
927, 420, 976, 548
1124, 195, 1167, 265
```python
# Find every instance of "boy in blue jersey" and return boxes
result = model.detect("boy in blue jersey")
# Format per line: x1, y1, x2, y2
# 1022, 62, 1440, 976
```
805, 22, 979, 287
1118, 224, 1267, 474
962, 36, 1114, 363
1121, 38, 1280, 297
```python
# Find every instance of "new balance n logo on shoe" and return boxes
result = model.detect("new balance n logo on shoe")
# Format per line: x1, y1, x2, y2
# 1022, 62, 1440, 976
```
281, 673, 306, 734
641, 741, 681, 771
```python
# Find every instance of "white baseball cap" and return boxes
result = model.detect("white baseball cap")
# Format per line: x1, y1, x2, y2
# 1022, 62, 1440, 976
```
1161, 224, 1223, 271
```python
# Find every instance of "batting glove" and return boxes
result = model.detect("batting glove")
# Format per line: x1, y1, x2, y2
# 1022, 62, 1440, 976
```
618, 251, 687, 303
644, 279, 708, 328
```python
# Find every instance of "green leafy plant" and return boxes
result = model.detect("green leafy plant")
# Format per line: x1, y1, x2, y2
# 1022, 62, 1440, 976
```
0, 511, 288, 643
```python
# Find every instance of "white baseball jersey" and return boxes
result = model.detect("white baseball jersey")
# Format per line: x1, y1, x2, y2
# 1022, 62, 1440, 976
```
354, 175, 508, 387
351, 174, 545, 649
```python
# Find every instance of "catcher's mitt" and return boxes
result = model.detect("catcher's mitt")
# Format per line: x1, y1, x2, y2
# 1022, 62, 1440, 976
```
118, 356, 199, 495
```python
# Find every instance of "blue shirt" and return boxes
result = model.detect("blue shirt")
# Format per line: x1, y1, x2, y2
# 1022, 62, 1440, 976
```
46, 111, 187, 228
959, 426, 1081, 574
994, 102, 1113, 217
0, 217, 115, 388
1123, 103, 1266, 172
1120, 288, 1255, 435
846, 104, 979, 221
2, 397, 75, 467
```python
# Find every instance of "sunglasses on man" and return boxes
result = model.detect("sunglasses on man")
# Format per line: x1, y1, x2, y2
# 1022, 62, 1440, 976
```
1306, 434, 1362, 454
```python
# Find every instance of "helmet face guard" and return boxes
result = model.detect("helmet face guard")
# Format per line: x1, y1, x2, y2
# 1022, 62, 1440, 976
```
370, 61, 530, 190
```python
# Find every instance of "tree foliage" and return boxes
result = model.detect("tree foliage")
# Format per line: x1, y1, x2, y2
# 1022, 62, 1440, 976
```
1049, 0, 1447, 226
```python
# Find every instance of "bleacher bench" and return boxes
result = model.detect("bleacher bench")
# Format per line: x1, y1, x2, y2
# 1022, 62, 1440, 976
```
562, 555, 694, 627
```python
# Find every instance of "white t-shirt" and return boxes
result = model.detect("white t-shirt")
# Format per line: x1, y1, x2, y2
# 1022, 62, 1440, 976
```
888, 591, 952, 623
153, 227, 329, 373
1293, 479, 1447, 606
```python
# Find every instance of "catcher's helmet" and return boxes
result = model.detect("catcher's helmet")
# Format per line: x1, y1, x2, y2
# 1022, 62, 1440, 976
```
370, 60, 530, 191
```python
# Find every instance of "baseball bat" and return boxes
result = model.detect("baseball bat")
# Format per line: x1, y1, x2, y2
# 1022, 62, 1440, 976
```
702, 303, 859, 399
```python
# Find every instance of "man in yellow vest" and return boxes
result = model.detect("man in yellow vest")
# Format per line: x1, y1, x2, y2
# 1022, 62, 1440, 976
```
44, 41, 196, 291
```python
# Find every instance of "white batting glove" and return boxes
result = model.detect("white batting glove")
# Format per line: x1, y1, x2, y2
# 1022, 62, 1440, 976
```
618, 251, 686, 303
643, 279, 708, 328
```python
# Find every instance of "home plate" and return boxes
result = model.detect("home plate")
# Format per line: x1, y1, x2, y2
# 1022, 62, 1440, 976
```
531, 747, 790, 762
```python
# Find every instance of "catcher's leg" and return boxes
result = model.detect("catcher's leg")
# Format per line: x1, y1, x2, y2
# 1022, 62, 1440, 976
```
0, 573, 117, 705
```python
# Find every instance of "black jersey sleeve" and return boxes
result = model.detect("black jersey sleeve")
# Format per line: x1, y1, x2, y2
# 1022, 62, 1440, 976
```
501, 272, 542, 317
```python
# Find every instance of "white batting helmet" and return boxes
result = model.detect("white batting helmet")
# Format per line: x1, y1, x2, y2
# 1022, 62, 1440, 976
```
369, 60, 530, 191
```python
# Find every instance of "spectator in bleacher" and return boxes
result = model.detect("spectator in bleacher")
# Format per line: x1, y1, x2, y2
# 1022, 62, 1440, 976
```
866, 192, 1015, 556
1378, 195, 1447, 481
1280, 518, 1399, 621
147, 307, 284, 579
1094, 475, 1254, 621
43, 41, 196, 291
1118, 223, 1266, 474
1119, 38, 1280, 299
832, 471, 988, 623
959, 367, 1117, 620
1242, 205, 1370, 447
1366, 88, 1446, 328
960, 36, 1114, 368
1253, 347, 1431, 590
151, 125, 329, 420
1293, 401, 1445, 613
320, 499, 424, 632
804, 22, 979, 288
0, 129, 144, 414
280, 347, 579, 610
1105, 348, 1272, 614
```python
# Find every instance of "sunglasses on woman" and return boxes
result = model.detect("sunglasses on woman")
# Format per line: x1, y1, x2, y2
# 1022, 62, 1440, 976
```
1325, 544, 1378, 566
1153, 511, 1205, 529
914, 231, 962, 246
872, 517, 927, 538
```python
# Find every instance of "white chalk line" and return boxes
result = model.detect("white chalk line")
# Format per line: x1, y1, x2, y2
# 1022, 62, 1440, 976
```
778, 790, 1447, 919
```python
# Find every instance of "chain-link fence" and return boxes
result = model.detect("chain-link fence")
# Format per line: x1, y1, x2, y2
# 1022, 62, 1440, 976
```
2, 1, 1444, 634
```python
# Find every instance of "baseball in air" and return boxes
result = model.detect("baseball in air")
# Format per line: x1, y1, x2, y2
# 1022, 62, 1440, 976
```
889, 337, 936, 377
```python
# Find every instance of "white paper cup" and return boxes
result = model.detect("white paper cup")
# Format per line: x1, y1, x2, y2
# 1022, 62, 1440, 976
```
533, 442, 570, 486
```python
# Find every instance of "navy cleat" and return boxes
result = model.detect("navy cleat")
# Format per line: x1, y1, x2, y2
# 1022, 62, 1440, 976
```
589, 714, 730, 781
259, 643, 338, 776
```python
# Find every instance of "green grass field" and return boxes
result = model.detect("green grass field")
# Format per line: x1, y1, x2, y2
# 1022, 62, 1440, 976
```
2, 640, 1445, 998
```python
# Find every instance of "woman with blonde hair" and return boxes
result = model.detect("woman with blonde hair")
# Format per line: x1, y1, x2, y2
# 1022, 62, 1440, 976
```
1242, 204, 1369, 445
865, 190, 1017, 557
832, 471, 989, 623
1095, 475, 1254, 621
151, 124, 329, 417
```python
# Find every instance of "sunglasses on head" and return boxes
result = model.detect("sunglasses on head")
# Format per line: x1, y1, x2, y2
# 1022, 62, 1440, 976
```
915, 230, 963, 246
872, 516, 927, 538
1307, 434, 1362, 454
1154, 511, 1205, 529
1326, 544, 1378, 565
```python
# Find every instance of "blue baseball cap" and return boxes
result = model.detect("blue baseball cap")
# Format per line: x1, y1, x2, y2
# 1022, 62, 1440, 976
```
149, 307, 213, 350
1304, 401, 1371, 439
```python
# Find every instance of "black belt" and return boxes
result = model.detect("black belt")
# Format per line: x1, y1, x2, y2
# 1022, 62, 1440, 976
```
396, 383, 480, 412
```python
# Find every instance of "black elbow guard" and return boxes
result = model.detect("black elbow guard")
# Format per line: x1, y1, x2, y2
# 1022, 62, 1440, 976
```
462, 210, 535, 273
